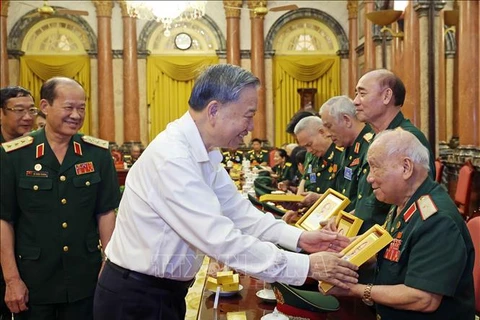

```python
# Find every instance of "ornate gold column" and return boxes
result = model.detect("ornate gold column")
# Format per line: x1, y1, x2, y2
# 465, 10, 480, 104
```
119, 1, 140, 143
403, 3, 420, 126
438, 9, 446, 143
347, 0, 358, 97
364, 0, 376, 71
457, 0, 479, 145
248, 1, 267, 141
93, 1, 115, 142
413, 2, 430, 136
0, 0, 9, 87
223, 0, 242, 66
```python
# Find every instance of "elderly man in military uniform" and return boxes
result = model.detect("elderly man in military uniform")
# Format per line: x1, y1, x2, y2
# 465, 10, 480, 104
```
0, 87, 36, 320
353, 69, 436, 234
319, 95, 373, 212
0, 77, 120, 320
247, 138, 269, 165
324, 130, 475, 320
221, 148, 244, 166
294, 116, 342, 206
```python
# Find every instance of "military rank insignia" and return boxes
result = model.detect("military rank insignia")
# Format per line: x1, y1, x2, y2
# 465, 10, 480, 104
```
75, 162, 95, 175
36, 143, 45, 159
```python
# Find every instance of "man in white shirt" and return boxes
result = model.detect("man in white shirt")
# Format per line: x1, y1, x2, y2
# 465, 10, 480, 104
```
93, 64, 359, 320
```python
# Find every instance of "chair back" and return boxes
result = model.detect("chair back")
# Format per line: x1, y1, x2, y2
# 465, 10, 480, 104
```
434, 159, 444, 183
454, 160, 474, 220
466, 217, 480, 313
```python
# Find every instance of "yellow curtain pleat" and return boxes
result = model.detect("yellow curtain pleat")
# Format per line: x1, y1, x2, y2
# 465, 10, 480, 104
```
19, 55, 91, 135
273, 55, 340, 146
147, 56, 219, 140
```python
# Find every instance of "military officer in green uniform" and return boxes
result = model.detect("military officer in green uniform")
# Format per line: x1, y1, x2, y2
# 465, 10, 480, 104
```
352, 69, 436, 235
324, 130, 475, 320
221, 148, 243, 165
319, 95, 374, 212
0, 86, 35, 320
0, 77, 120, 320
247, 138, 269, 165
294, 116, 342, 207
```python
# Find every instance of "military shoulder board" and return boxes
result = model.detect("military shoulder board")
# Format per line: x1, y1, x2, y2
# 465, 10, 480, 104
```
417, 195, 438, 221
1, 136, 34, 152
81, 136, 109, 149
363, 132, 374, 143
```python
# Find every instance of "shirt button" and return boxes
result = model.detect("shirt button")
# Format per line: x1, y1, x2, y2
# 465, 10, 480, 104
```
316, 187, 320, 192
33, 185, 39, 191
61, 199, 67, 205
358, 194, 362, 199
363, 169, 367, 174
63, 246, 69, 252
62, 222, 68, 229
85, 181, 91, 186
349, 156, 352, 160
317, 173, 321, 177
59, 175, 66, 182
342, 189, 346, 193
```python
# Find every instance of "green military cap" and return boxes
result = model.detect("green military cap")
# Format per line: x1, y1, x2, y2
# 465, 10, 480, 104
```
271, 282, 340, 320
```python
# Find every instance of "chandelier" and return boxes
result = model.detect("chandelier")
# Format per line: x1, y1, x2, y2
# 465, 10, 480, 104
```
125, 1, 206, 36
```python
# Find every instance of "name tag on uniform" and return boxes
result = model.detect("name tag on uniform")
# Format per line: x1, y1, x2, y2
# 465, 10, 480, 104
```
309, 172, 317, 183
344, 167, 353, 181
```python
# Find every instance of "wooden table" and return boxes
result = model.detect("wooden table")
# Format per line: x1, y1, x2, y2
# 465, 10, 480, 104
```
195, 263, 375, 320
196, 266, 275, 319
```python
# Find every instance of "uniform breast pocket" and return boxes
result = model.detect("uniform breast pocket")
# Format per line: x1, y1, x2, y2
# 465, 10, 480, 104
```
73, 173, 102, 204
18, 178, 53, 212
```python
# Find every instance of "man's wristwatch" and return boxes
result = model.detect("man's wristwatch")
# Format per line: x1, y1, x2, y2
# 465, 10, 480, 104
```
362, 283, 374, 306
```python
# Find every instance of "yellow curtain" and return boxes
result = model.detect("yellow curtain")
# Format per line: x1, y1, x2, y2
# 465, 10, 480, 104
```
273, 55, 340, 146
19, 55, 91, 135
147, 56, 219, 140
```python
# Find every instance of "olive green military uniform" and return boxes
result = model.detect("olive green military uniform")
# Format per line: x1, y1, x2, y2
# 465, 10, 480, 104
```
0, 130, 120, 312
355, 112, 436, 234
221, 149, 243, 165
375, 177, 475, 320
335, 125, 374, 212
0, 129, 12, 320
273, 161, 295, 183
303, 144, 343, 194
247, 149, 269, 165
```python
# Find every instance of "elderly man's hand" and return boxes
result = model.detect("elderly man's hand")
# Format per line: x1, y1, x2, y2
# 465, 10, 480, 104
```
308, 252, 358, 290
300, 192, 322, 207
282, 210, 299, 224
319, 282, 359, 297
5, 277, 29, 313
298, 229, 352, 253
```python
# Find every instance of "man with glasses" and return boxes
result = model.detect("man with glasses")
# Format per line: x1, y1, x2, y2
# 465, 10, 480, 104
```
0, 77, 120, 320
0, 86, 36, 320
0, 86, 36, 143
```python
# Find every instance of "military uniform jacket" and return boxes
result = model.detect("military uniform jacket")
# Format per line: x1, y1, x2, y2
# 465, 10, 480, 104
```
247, 149, 269, 165
335, 125, 373, 211
221, 150, 243, 165
354, 112, 437, 234
273, 162, 295, 183
0, 129, 121, 304
375, 177, 475, 320
302, 144, 342, 194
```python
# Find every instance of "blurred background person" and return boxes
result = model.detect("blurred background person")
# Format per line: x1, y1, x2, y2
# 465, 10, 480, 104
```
34, 110, 46, 130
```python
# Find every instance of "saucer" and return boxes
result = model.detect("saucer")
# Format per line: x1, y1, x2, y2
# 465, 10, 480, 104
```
256, 289, 277, 303
260, 308, 289, 320
207, 284, 243, 297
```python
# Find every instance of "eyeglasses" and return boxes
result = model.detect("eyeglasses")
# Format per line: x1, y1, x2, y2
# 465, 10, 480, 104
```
4, 107, 39, 116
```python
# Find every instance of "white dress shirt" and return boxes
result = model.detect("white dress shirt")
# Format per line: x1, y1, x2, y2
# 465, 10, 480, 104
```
106, 112, 309, 285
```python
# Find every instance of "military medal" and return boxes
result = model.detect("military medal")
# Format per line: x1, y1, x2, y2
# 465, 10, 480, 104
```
75, 161, 95, 175
34, 164, 42, 171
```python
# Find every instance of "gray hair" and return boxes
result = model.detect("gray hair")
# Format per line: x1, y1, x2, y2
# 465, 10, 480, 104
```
188, 64, 260, 111
370, 129, 430, 171
294, 116, 323, 136
320, 95, 356, 122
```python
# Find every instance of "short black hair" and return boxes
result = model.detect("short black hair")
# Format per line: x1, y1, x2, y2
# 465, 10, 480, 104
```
0, 86, 33, 109
40, 77, 83, 105
285, 110, 317, 134
251, 138, 262, 144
